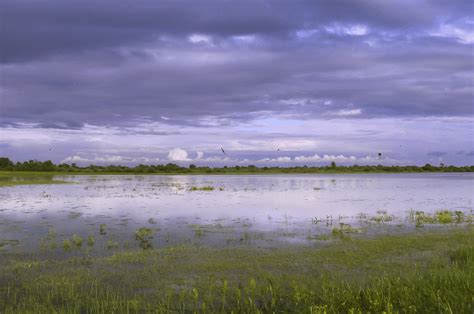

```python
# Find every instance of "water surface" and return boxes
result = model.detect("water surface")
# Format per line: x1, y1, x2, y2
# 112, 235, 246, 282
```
0, 173, 472, 253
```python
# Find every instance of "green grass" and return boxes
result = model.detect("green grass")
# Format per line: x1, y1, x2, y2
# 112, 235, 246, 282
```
0, 228, 472, 313
0, 172, 68, 187
190, 186, 215, 191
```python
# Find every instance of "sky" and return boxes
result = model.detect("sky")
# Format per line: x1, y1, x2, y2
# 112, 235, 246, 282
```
0, 0, 473, 166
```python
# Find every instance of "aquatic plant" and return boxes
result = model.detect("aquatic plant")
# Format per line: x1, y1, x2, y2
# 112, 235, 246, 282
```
71, 234, 83, 247
192, 225, 204, 239
87, 235, 95, 247
435, 210, 454, 224
39, 227, 58, 251
371, 210, 394, 223
62, 239, 72, 251
332, 223, 362, 238
454, 211, 464, 223
134, 227, 154, 249
68, 212, 82, 219
47, 227, 57, 238
135, 227, 153, 241
409, 209, 467, 227
190, 186, 215, 191
99, 224, 107, 235
356, 212, 369, 221
106, 240, 119, 249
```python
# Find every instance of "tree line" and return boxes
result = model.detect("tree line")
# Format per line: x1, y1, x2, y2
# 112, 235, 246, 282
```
0, 157, 473, 173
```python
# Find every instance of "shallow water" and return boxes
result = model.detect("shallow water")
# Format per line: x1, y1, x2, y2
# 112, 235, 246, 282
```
0, 173, 472, 253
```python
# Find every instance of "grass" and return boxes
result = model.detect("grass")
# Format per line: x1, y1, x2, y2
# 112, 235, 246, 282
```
0, 228, 472, 312
190, 186, 215, 191
0, 172, 68, 187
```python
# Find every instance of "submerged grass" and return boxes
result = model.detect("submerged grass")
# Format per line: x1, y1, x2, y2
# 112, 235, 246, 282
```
0, 228, 472, 312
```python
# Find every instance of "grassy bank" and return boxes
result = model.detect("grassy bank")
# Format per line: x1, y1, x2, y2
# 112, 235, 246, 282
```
0, 172, 68, 187
0, 228, 472, 313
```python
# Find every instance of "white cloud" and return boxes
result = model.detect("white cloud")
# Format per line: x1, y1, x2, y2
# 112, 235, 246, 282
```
258, 157, 292, 162
58, 152, 402, 166
431, 23, 474, 44
325, 24, 369, 36
295, 29, 319, 39
232, 35, 256, 43
294, 154, 357, 162
3, 116, 472, 166
168, 148, 191, 161
333, 109, 362, 116
188, 34, 212, 44
61, 155, 160, 164
346, 25, 369, 36
61, 155, 89, 163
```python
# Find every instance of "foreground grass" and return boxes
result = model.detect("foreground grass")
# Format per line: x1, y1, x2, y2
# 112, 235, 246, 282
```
0, 228, 472, 313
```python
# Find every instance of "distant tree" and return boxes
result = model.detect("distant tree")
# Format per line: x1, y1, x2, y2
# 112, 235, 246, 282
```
0, 157, 13, 169
42, 160, 56, 171
189, 164, 196, 169
422, 163, 434, 171
330, 161, 336, 168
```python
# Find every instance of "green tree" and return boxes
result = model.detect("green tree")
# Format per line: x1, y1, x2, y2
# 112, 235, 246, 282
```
0, 157, 13, 169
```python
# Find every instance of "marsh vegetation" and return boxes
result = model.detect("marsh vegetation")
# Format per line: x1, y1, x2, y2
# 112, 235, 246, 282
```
0, 173, 472, 312
0, 228, 472, 312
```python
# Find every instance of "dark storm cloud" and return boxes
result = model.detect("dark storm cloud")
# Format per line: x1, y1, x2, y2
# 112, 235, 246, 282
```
2, 0, 472, 62
1, 0, 473, 129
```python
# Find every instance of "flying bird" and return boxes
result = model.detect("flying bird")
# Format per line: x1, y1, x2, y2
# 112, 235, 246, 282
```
221, 147, 226, 155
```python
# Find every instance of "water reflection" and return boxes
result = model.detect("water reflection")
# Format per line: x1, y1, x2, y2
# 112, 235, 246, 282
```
0, 173, 472, 253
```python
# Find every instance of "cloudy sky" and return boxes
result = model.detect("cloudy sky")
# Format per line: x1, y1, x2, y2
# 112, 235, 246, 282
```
0, 0, 473, 166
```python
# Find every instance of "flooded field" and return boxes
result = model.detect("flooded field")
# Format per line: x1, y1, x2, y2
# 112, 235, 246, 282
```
1, 173, 472, 254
